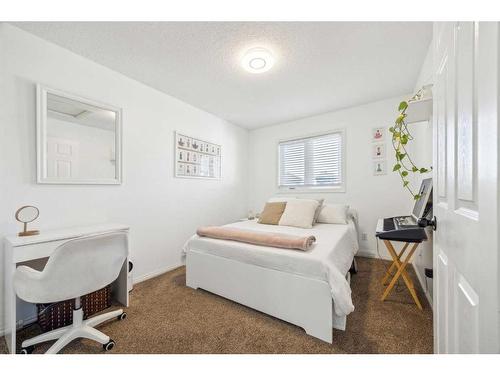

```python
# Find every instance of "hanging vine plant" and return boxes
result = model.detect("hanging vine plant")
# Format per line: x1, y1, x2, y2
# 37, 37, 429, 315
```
390, 97, 432, 200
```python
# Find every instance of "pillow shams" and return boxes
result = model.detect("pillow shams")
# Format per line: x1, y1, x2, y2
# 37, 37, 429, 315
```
317, 204, 349, 224
278, 199, 319, 229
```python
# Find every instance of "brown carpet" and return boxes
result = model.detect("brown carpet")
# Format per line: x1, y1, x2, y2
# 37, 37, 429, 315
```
1, 257, 433, 354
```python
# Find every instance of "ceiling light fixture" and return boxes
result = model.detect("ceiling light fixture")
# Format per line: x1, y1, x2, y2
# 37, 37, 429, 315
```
241, 47, 275, 74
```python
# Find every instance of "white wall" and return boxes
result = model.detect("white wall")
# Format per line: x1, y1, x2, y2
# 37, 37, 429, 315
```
0, 24, 249, 331
411, 40, 435, 305
248, 95, 418, 257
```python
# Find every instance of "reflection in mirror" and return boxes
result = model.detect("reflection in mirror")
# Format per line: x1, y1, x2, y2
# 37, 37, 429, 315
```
46, 93, 116, 180
37, 86, 122, 184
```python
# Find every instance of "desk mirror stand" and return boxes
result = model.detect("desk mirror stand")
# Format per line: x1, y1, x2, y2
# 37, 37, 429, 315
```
15, 205, 40, 237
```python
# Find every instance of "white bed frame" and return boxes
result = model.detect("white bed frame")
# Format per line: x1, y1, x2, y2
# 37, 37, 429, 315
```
186, 249, 351, 343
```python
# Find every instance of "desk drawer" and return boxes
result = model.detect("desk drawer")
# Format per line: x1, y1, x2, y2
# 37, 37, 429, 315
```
13, 239, 70, 263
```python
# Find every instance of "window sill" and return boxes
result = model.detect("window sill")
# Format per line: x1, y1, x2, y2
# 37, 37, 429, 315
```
278, 186, 345, 194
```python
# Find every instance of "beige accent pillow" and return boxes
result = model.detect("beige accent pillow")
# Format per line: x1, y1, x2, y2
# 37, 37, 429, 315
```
317, 204, 349, 224
278, 199, 319, 229
258, 202, 287, 225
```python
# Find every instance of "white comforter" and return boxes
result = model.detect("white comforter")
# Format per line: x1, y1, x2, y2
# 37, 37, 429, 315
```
183, 220, 359, 316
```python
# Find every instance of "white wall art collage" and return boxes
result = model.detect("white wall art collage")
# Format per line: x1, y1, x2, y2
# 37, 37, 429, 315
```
372, 126, 387, 175
175, 132, 221, 179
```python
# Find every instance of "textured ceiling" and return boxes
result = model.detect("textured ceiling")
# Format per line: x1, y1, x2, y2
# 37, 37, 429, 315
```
14, 22, 432, 129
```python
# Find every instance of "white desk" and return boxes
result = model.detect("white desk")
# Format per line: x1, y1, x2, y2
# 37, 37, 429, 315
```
3, 223, 130, 354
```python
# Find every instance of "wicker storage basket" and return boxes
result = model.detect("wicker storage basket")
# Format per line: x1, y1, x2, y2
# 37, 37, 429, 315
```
37, 285, 111, 332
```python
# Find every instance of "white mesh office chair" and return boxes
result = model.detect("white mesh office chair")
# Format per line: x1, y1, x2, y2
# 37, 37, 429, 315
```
14, 232, 128, 354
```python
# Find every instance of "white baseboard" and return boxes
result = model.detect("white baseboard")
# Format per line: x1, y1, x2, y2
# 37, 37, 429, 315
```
412, 263, 433, 310
356, 249, 392, 260
355, 249, 376, 258
132, 262, 183, 285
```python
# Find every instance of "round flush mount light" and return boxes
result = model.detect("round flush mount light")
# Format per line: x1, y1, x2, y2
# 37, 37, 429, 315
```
241, 47, 275, 74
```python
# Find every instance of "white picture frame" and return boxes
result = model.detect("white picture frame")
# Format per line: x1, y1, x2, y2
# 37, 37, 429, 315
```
372, 143, 386, 159
372, 127, 385, 142
373, 160, 387, 175
175, 131, 221, 180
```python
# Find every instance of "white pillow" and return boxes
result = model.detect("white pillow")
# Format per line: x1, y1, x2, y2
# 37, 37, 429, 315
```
278, 199, 319, 229
317, 204, 349, 224
268, 197, 323, 222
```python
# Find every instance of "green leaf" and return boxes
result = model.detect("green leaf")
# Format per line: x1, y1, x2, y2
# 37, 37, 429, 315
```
414, 194, 421, 200
399, 153, 406, 160
398, 101, 408, 111
403, 181, 409, 187
412, 166, 418, 172
401, 171, 408, 177
396, 114, 405, 124
389, 127, 395, 133
401, 135, 408, 145
393, 164, 401, 171
419, 168, 428, 173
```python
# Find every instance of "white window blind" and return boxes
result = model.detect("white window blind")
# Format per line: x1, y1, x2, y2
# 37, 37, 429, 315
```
278, 132, 343, 189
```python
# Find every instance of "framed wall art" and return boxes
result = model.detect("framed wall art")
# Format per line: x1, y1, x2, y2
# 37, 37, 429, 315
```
371, 127, 385, 142
175, 132, 221, 180
373, 160, 387, 176
372, 143, 386, 159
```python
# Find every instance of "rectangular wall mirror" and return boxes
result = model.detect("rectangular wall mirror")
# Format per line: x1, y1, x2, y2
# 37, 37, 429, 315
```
36, 85, 122, 184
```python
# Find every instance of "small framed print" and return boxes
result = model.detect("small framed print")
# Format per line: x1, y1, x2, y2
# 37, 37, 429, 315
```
372, 143, 385, 159
372, 127, 385, 142
373, 160, 387, 175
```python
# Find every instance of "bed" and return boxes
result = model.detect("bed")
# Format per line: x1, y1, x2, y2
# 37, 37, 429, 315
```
182, 213, 359, 343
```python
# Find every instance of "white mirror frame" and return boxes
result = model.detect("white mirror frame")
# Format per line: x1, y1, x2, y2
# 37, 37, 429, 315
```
36, 84, 123, 185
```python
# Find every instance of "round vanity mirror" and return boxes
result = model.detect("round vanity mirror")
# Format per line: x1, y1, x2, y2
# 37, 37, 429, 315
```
15, 205, 40, 237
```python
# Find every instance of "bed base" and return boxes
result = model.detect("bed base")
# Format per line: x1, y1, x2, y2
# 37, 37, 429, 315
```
186, 250, 349, 343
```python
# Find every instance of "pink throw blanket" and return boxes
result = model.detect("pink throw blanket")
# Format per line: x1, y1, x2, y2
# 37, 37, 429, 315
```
196, 226, 316, 251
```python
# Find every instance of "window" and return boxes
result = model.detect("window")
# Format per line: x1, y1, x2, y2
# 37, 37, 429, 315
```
278, 131, 344, 191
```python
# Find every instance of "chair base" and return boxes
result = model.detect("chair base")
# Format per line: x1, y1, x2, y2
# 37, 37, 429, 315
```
21, 306, 124, 354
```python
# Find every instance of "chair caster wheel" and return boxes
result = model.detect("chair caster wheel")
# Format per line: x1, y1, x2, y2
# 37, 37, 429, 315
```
103, 340, 115, 351
118, 312, 127, 320
20, 345, 34, 354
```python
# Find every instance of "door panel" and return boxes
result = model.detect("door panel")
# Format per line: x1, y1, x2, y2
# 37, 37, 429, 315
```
435, 54, 448, 201
436, 249, 449, 353
46, 137, 79, 179
455, 22, 476, 205
456, 274, 479, 353
433, 22, 499, 353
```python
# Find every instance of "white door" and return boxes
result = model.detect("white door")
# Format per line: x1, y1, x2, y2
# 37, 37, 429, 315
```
433, 22, 499, 353
46, 137, 79, 179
